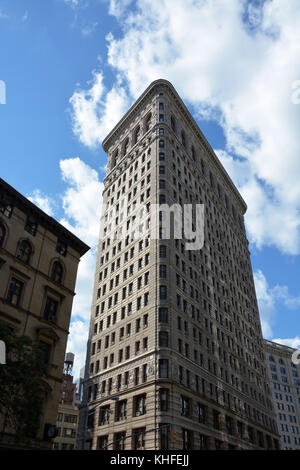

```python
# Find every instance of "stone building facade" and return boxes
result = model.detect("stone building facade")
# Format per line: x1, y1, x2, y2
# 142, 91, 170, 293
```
264, 339, 300, 450
78, 79, 280, 450
0, 177, 89, 449
53, 354, 79, 451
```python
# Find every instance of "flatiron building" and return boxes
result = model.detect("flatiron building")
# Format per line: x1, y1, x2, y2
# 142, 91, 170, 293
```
77, 79, 280, 450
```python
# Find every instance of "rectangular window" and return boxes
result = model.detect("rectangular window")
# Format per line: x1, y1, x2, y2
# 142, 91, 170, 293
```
159, 331, 168, 347
159, 245, 166, 257
7, 278, 23, 306
25, 216, 37, 236
43, 296, 58, 322
115, 400, 127, 421
159, 359, 168, 378
56, 239, 67, 257
181, 396, 190, 417
134, 394, 147, 416
159, 424, 169, 450
98, 406, 110, 426
182, 429, 193, 450
159, 389, 169, 411
159, 265, 167, 278
97, 435, 108, 450
159, 307, 168, 323
114, 432, 126, 451
160, 286, 167, 300
132, 428, 146, 450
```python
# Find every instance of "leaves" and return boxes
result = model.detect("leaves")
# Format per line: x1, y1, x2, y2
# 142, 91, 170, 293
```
0, 320, 48, 443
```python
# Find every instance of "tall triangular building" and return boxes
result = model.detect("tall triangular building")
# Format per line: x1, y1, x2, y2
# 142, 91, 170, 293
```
77, 80, 280, 450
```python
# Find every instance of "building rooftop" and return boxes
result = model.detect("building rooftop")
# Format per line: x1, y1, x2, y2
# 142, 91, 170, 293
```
0, 177, 90, 257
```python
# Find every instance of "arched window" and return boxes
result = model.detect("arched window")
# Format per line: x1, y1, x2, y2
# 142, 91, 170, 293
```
159, 139, 165, 148
17, 240, 32, 264
0, 222, 5, 247
145, 113, 152, 132
123, 138, 129, 156
134, 126, 141, 144
51, 261, 63, 284
181, 131, 186, 148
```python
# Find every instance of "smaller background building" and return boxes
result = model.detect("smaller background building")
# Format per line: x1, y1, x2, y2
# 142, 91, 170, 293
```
53, 353, 79, 450
264, 339, 300, 450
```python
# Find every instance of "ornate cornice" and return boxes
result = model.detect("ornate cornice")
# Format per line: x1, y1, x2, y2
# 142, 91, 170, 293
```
102, 79, 247, 214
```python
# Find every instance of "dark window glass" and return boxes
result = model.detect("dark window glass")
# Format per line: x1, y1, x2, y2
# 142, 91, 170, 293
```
43, 297, 58, 323
159, 424, 169, 450
159, 331, 168, 347
159, 359, 168, 378
17, 240, 32, 264
159, 389, 169, 411
159, 307, 168, 323
159, 265, 167, 278
145, 114, 152, 132
0, 223, 5, 247
97, 435, 108, 450
132, 428, 146, 450
39, 341, 51, 364
7, 278, 23, 305
182, 429, 193, 450
160, 285, 167, 299
51, 261, 63, 283
114, 432, 126, 450
25, 217, 37, 236
56, 239, 67, 257
159, 245, 166, 257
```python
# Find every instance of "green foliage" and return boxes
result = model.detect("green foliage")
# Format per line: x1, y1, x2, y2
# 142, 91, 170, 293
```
0, 320, 48, 443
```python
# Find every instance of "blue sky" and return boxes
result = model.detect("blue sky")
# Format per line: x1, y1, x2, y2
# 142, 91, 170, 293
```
0, 0, 299, 378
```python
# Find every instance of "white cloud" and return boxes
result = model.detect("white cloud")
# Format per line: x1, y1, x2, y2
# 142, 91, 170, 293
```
69, 0, 300, 254
69, 71, 129, 148
254, 269, 276, 338
27, 189, 55, 217
59, 157, 103, 246
81, 21, 98, 37
67, 320, 89, 379
254, 269, 300, 338
108, 0, 133, 20
57, 158, 103, 378
272, 336, 300, 350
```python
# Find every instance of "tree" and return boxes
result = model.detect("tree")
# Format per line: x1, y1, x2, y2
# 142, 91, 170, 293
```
0, 320, 48, 445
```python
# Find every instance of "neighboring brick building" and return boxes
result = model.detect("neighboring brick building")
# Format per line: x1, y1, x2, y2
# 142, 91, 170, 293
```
77, 79, 280, 450
0, 178, 89, 449
264, 339, 300, 449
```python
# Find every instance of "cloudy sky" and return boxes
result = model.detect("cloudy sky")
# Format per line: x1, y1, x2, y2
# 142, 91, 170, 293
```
1, 0, 300, 378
